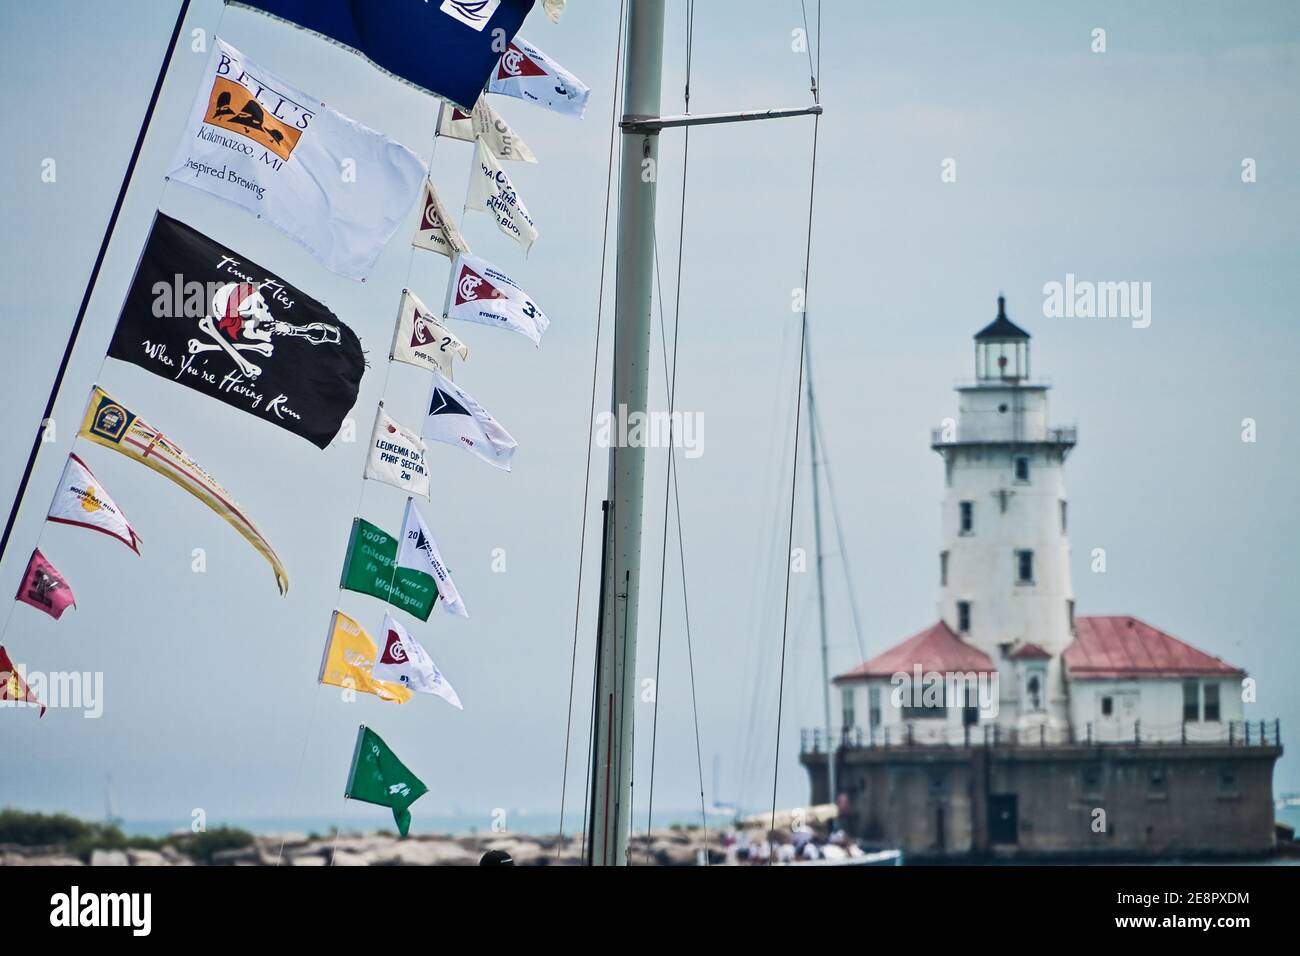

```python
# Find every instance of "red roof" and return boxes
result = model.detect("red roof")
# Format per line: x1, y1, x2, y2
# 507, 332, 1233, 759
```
1009, 642, 1051, 661
835, 621, 996, 682
1064, 616, 1244, 680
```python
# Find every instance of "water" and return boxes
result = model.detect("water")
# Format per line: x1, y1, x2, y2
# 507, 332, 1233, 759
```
120, 808, 723, 839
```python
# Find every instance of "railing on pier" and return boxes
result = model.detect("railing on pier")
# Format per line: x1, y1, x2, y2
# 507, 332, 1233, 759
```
800, 718, 1282, 753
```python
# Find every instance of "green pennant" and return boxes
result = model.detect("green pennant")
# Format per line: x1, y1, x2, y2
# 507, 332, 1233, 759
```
344, 725, 428, 837
339, 517, 437, 621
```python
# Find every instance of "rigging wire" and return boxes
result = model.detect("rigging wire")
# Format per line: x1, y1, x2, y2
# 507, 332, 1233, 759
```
769, 0, 822, 863
558, 0, 628, 864
809, 374, 869, 664
734, 319, 801, 811
644, 0, 708, 864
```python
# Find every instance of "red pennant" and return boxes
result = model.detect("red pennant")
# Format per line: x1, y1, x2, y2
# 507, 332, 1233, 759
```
0, 646, 46, 717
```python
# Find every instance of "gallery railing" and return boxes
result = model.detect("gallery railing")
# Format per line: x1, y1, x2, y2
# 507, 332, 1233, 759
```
800, 719, 1282, 753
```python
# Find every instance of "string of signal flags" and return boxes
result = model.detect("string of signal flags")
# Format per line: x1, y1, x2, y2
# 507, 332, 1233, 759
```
2, 0, 584, 838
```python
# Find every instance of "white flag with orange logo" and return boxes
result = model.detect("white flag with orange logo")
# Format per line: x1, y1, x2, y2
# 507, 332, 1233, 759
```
411, 178, 470, 258
445, 252, 549, 346
437, 99, 537, 163
166, 37, 426, 280
465, 138, 538, 253
487, 37, 589, 117
46, 454, 141, 554
390, 289, 469, 378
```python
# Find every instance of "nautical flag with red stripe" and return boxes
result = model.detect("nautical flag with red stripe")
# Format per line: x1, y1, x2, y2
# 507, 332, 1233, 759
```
77, 385, 289, 595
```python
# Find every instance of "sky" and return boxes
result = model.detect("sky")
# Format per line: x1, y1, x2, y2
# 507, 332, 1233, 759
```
1, 0, 1298, 836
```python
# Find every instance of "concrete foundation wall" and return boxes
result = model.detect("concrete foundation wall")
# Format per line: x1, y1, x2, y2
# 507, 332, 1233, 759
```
803, 744, 1281, 860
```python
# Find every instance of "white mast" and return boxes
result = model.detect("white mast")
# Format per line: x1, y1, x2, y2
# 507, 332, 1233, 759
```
586, 0, 823, 866
587, 0, 666, 867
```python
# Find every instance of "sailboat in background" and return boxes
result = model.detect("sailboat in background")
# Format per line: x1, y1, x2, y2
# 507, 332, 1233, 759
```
724, 331, 902, 866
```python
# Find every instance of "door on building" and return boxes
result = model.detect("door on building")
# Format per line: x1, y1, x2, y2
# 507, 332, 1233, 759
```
1097, 689, 1139, 742
988, 794, 1018, 844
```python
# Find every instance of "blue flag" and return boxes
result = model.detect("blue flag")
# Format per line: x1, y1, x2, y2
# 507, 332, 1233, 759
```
231, 0, 536, 109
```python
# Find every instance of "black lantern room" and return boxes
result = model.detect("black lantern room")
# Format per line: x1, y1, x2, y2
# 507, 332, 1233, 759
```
974, 295, 1030, 383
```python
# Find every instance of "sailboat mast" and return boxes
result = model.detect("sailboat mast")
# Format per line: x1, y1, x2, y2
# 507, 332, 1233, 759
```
587, 0, 666, 867
806, 330, 838, 814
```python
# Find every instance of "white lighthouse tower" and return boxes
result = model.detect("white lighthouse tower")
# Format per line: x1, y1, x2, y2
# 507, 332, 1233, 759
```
931, 296, 1077, 731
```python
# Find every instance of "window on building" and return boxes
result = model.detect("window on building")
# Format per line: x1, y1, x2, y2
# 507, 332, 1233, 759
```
1100, 695, 1114, 717
1014, 456, 1030, 482
1081, 764, 1102, 795
1067, 599, 1075, 632
1060, 500, 1068, 534
1016, 549, 1034, 584
841, 686, 855, 731
1147, 766, 1168, 796
962, 683, 979, 727
940, 551, 948, 587
1183, 680, 1200, 722
902, 701, 948, 720
1218, 765, 1238, 796
957, 601, 971, 633
1204, 683, 1220, 723
959, 501, 974, 534
868, 686, 881, 729
1024, 665, 1045, 712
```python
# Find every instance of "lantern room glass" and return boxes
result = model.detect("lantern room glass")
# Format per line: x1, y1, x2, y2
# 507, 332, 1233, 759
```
976, 338, 1028, 382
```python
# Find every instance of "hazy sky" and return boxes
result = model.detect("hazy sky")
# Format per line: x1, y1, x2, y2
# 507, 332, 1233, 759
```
1, 0, 1297, 836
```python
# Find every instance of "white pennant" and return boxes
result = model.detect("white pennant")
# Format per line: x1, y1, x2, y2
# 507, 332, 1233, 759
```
364, 403, 430, 498
422, 369, 518, 472
437, 99, 537, 164
390, 288, 469, 379
411, 177, 470, 258
397, 498, 468, 618
373, 612, 464, 709
465, 138, 538, 253
46, 454, 141, 553
444, 252, 549, 346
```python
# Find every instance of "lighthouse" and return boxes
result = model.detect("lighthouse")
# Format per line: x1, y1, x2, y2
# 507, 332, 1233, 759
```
931, 295, 1076, 731
803, 293, 1278, 860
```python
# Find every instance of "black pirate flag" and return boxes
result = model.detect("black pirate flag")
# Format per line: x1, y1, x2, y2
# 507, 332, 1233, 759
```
107, 213, 364, 448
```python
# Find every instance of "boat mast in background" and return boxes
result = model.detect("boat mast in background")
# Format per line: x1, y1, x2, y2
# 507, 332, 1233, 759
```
806, 329, 838, 813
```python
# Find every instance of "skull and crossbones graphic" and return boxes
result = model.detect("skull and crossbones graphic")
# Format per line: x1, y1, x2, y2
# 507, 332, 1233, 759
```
188, 282, 340, 379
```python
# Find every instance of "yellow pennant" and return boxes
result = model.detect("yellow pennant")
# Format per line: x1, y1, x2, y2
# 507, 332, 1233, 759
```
318, 610, 411, 704
77, 385, 288, 594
